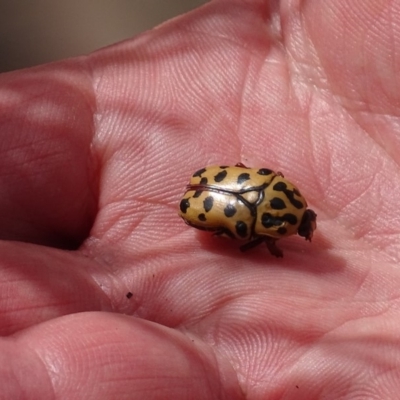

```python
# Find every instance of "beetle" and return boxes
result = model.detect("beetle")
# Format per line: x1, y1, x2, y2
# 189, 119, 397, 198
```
178, 163, 317, 257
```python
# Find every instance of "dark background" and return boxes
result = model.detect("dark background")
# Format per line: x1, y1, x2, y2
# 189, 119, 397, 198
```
0, 0, 207, 72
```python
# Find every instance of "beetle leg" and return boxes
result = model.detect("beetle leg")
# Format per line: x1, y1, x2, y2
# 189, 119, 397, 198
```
240, 237, 283, 257
240, 237, 266, 252
264, 238, 283, 258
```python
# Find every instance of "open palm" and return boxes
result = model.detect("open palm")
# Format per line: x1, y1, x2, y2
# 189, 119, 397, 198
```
1, 1, 400, 399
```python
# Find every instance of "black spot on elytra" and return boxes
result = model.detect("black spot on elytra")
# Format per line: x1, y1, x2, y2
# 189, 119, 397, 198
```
219, 165, 229, 169
214, 170, 228, 182
200, 177, 208, 185
270, 197, 286, 210
261, 213, 284, 228
224, 204, 237, 217
193, 190, 203, 198
235, 221, 248, 238
257, 168, 274, 176
198, 213, 206, 221
203, 196, 214, 212
273, 182, 287, 191
180, 199, 190, 213
282, 213, 298, 225
193, 168, 207, 177
277, 227, 287, 235
237, 173, 250, 184
273, 182, 304, 209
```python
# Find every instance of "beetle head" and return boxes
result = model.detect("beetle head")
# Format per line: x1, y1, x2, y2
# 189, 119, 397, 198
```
297, 209, 317, 241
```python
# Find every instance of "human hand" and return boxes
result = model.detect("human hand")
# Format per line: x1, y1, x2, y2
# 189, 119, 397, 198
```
1, 1, 400, 399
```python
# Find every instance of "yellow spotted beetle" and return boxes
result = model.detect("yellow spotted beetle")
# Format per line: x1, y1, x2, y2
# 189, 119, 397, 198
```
179, 163, 317, 257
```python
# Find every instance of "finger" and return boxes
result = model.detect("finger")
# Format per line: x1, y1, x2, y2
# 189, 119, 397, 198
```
0, 241, 110, 335
10, 312, 241, 400
0, 63, 98, 248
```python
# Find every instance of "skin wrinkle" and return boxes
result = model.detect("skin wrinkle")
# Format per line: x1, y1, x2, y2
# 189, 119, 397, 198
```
302, 84, 400, 258
335, 98, 400, 171
291, 5, 400, 184
366, 126, 400, 168
308, 120, 327, 201
26, 345, 57, 399
237, 59, 253, 155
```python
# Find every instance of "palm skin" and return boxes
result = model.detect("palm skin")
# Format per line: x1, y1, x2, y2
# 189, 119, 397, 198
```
1, 1, 400, 399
